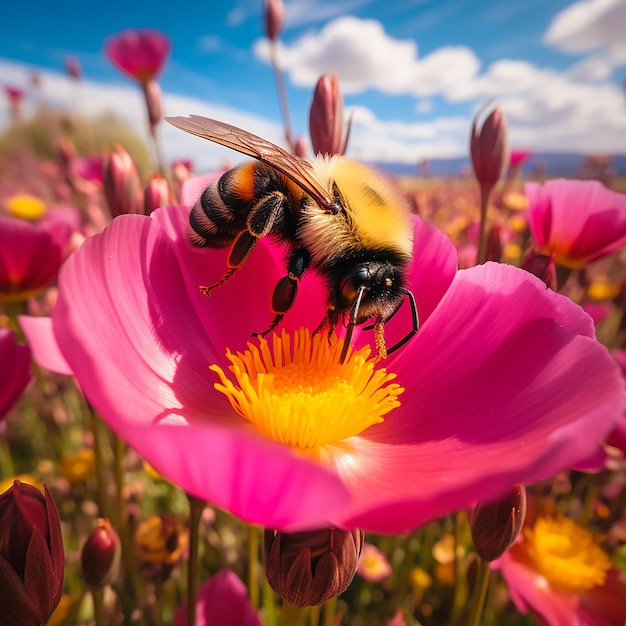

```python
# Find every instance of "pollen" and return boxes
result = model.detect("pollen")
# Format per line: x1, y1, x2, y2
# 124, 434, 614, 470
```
523, 515, 612, 594
210, 328, 403, 449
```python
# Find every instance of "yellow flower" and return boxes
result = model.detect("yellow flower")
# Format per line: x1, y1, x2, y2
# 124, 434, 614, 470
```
4, 193, 47, 220
59, 448, 96, 484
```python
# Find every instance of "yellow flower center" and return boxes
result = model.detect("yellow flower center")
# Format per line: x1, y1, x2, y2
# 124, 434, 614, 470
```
5, 193, 47, 220
210, 328, 403, 449
524, 515, 611, 593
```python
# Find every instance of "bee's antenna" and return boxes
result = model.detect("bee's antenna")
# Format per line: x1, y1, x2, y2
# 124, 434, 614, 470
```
339, 284, 367, 365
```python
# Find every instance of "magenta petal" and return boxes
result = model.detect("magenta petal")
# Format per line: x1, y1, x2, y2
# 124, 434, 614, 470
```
327, 264, 624, 532
53, 211, 350, 530
180, 172, 221, 207
117, 422, 350, 531
18, 316, 72, 376
0, 328, 31, 420
173, 569, 262, 626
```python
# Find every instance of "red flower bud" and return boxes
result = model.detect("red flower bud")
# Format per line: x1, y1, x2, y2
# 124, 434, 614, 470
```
144, 174, 172, 214
309, 73, 346, 156
265, 527, 364, 607
470, 103, 509, 195
102, 144, 144, 218
264, 0, 285, 41
293, 135, 308, 159
65, 56, 82, 81
521, 250, 557, 291
470, 484, 527, 562
486, 223, 503, 263
0, 480, 64, 626
81, 518, 121, 589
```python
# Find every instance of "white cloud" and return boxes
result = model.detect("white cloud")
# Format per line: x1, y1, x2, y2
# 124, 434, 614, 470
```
253, 16, 480, 96
544, 0, 626, 63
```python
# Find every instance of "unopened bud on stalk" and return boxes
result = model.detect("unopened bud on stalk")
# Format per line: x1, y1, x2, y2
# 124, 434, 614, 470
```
144, 174, 171, 214
102, 144, 144, 218
264, 527, 364, 607
521, 251, 557, 290
309, 73, 347, 156
0, 480, 64, 625
264, 0, 285, 41
293, 135, 308, 158
65, 56, 82, 81
81, 518, 121, 589
470, 103, 509, 196
470, 484, 526, 562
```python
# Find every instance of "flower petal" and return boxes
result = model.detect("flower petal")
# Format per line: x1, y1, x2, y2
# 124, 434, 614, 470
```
18, 316, 72, 377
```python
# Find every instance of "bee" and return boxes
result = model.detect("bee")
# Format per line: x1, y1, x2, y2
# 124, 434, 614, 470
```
166, 115, 419, 363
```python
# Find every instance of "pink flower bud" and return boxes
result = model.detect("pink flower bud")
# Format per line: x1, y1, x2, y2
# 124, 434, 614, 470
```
144, 174, 172, 214
0, 481, 64, 625
65, 56, 82, 80
293, 135, 308, 158
470, 103, 509, 195
81, 518, 121, 589
264, 0, 285, 41
470, 484, 526, 562
309, 73, 346, 156
265, 527, 364, 607
102, 144, 144, 218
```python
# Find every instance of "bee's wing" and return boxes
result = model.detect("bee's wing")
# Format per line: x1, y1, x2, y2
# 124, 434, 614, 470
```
166, 115, 334, 209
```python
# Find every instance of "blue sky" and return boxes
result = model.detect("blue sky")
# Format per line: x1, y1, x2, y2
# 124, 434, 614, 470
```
1, 0, 626, 170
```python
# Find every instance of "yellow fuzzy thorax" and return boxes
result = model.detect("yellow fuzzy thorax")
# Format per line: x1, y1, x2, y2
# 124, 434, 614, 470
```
299, 156, 413, 265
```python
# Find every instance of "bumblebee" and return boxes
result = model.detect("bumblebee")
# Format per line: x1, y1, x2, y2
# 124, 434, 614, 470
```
166, 115, 418, 363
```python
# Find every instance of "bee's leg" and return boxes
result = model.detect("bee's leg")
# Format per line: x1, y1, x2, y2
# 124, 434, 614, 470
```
384, 288, 420, 356
252, 248, 310, 337
372, 318, 386, 363
200, 230, 257, 296
312, 314, 329, 337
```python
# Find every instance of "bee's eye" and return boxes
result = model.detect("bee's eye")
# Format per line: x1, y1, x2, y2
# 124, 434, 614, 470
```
337, 268, 369, 311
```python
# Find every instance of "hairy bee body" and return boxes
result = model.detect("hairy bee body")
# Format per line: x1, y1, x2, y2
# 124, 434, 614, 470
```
167, 115, 419, 361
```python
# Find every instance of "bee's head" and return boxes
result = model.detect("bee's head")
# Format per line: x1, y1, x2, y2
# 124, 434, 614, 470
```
333, 261, 405, 324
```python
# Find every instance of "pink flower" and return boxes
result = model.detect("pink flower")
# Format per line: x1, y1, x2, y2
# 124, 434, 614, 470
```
0, 213, 72, 302
104, 29, 171, 85
509, 150, 532, 167
73, 155, 103, 184
50, 206, 624, 533
525, 179, 626, 269
173, 569, 261, 626
493, 509, 626, 626
0, 328, 31, 420
357, 543, 392, 582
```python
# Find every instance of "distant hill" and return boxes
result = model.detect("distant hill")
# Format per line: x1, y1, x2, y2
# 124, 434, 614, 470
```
373, 153, 626, 179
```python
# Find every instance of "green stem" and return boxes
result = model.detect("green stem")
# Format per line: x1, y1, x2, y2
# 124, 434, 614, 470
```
322, 596, 337, 626
476, 186, 492, 265
269, 40, 293, 151
280, 602, 307, 626
450, 512, 467, 626
186, 494, 206, 626
92, 588, 106, 626
467, 557, 491, 626
88, 411, 110, 520
308, 604, 321, 626
248, 525, 260, 611
113, 434, 141, 609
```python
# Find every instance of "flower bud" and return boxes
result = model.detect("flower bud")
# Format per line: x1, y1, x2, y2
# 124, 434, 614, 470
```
102, 144, 143, 218
521, 250, 557, 291
470, 103, 509, 195
65, 56, 82, 80
81, 518, 121, 589
144, 174, 172, 214
264, 527, 364, 607
293, 135, 308, 159
485, 223, 503, 263
264, 0, 284, 41
309, 73, 346, 156
0, 480, 64, 626
470, 484, 526, 562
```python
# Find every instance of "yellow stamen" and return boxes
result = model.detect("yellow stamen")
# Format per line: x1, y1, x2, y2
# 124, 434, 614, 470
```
210, 328, 403, 449
523, 515, 611, 593
4, 193, 47, 220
